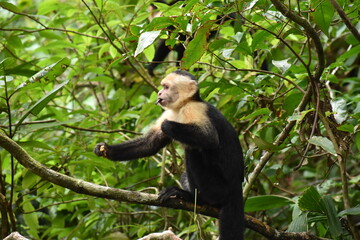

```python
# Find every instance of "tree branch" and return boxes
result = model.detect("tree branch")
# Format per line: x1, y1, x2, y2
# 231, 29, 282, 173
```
243, 86, 313, 198
270, 0, 325, 82
0, 132, 328, 240
329, 0, 360, 42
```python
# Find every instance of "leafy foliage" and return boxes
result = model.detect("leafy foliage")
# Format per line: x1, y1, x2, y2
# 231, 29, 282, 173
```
0, 0, 360, 239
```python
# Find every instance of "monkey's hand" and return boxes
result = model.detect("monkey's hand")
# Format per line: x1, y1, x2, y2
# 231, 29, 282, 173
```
94, 142, 109, 158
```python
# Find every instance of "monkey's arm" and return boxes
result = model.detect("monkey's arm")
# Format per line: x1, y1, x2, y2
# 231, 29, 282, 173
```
161, 120, 219, 148
94, 131, 171, 161
148, 39, 171, 76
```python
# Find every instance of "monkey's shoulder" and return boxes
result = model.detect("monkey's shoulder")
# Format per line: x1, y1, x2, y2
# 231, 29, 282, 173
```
178, 101, 209, 124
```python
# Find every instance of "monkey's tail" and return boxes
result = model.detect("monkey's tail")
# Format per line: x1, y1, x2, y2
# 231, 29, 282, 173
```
219, 193, 244, 240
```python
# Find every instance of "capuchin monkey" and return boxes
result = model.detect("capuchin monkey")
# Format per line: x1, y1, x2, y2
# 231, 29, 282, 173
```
94, 70, 244, 240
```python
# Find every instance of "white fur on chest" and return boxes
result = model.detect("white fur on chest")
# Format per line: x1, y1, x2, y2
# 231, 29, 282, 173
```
152, 102, 209, 131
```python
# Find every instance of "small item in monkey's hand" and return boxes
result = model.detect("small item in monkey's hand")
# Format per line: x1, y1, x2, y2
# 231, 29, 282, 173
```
99, 144, 107, 157
100, 145, 106, 152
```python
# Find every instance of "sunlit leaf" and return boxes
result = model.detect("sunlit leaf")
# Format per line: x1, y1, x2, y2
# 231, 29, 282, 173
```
134, 30, 161, 57
272, 58, 291, 74
330, 99, 348, 124
244, 0, 259, 11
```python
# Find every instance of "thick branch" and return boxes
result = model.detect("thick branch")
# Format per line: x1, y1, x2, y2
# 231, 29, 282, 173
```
0, 132, 327, 240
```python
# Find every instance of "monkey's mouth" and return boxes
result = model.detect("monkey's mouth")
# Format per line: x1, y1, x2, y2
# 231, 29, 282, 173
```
156, 98, 164, 105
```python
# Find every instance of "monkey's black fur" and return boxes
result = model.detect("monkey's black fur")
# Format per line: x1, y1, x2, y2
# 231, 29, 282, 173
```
94, 70, 244, 240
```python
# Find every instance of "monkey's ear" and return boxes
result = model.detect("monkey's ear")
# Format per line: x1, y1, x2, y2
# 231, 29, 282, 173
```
187, 81, 198, 95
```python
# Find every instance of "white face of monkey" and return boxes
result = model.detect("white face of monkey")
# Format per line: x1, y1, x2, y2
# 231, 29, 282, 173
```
157, 72, 198, 110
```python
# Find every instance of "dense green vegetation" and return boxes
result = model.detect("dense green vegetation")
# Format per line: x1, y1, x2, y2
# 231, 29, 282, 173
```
0, 0, 359, 239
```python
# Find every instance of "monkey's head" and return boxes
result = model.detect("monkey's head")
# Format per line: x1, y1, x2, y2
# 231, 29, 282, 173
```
156, 70, 200, 110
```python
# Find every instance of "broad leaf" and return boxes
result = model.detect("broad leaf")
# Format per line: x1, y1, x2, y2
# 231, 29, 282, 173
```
310, 0, 335, 36
308, 136, 337, 156
322, 195, 342, 238
16, 58, 70, 90
134, 30, 161, 57
287, 212, 308, 232
30, 80, 70, 115
245, 195, 294, 212
298, 186, 325, 213
338, 207, 360, 217
181, 20, 215, 69
272, 59, 291, 74
14, 80, 69, 133
330, 99, 348, 124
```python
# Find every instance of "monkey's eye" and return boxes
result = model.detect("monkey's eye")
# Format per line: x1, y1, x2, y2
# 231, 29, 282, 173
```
163, 85, 169, 90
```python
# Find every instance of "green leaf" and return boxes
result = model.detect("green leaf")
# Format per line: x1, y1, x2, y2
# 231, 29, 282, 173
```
134, 30, 161, 57
288, 109, 314, 122
338, 207, 360, 217
22, 196, 40, 239
356, 133, 360, 152
272, 58, 291, 74
241, 108, 270, 120
16, 58, 70, 90
252, 136, 283, 152
14, 80, 69, 133
331, 99, 348, 124
181, 20, 215, 69
245, 195, 294, 212
298, 186, 325, 213
22, 170, 41, 189
287, 212, 308, 232
19, 141, 55, 151
311, 0, 335, 36
308, 136, 337, 156
30, 80, 69, 115
322, 195, 342, 238
146, 17, 175, 31
330, 45, 360, 68
78, 154, 116, 171
283, 92, 303, 117
336, 124, 354, 133
0, 2, 21, 13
